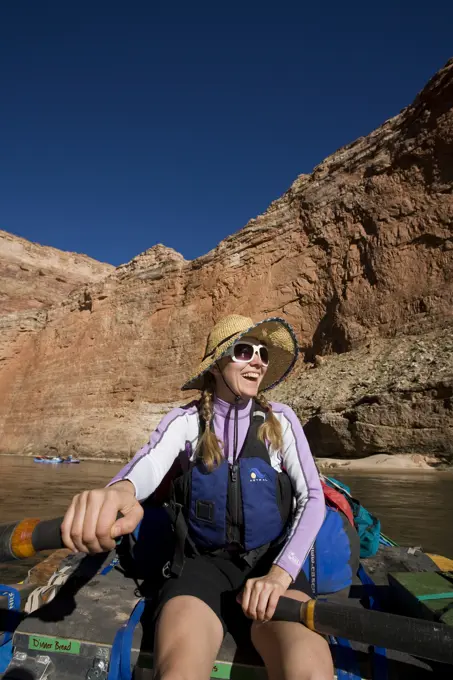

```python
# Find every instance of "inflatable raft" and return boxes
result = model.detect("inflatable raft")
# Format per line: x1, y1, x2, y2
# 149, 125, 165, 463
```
33, 457, 80, 465
0, 518, 452, 679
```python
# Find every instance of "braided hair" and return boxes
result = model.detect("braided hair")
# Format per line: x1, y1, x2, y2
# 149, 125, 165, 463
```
254, 392, 283, 452
196, 373, 223, 470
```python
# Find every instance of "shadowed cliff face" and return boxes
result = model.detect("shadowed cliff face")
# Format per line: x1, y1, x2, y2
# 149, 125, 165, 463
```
273, 327, 453, 463
0, 60, 452, 461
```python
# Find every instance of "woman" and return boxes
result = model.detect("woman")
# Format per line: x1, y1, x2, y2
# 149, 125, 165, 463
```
62, 315, 335, 680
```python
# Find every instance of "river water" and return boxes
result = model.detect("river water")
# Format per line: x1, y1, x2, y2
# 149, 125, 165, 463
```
0, 457, 452, 583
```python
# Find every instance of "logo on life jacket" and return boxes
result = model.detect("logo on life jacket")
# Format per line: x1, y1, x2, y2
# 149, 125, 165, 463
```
250, 467, 268, 482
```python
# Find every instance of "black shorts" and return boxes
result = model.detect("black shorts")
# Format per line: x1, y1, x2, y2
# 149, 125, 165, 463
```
154, 548, 314, 636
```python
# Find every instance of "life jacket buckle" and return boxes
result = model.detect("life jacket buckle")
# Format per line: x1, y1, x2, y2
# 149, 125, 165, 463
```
162, 561, 172, 579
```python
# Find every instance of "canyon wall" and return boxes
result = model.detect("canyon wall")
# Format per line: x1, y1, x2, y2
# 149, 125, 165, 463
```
0, 60, 452, 462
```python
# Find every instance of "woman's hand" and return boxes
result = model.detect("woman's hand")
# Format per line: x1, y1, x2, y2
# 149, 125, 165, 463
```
61, 480, 144, 554
237, 565, 293, 622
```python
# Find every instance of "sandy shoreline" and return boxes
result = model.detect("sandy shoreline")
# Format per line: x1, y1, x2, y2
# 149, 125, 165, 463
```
317, 453, 452, 473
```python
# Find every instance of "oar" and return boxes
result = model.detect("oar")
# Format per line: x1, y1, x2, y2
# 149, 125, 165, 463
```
1, 518, 453, 666
272, 596, 453, 666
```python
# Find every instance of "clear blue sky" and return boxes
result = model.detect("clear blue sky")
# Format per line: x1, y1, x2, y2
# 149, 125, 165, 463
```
1, 2, 452, 266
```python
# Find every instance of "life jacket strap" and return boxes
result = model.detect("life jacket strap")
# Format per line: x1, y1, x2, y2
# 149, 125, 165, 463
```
240, 543, 271, 568
165, 503, 200, 577
166, 502, 278, 575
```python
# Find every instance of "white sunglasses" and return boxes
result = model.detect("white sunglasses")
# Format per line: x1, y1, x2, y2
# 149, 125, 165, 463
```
226, 341, 269, 366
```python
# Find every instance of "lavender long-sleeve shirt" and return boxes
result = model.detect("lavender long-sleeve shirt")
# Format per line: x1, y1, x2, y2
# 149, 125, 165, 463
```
109, 397, 325, 581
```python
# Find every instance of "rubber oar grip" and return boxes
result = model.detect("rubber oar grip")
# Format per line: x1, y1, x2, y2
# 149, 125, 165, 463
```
31, 517, 65, 553
273, 597, 453, 665
0, 517, 65, 562
272, 596, 303, 623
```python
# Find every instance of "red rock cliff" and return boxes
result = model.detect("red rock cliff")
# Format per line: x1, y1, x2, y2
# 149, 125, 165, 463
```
0, 229, 113, 314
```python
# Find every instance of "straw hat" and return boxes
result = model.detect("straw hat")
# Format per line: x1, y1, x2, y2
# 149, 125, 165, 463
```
181, 315, 299, 392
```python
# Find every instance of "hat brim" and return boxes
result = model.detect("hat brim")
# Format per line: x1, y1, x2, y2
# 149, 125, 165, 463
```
181, 317, 299, 392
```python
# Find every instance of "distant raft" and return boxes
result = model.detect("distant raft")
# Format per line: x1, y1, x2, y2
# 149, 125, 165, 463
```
33, 456, 80, 464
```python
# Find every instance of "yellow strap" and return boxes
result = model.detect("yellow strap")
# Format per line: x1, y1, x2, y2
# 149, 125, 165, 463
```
305, 599, 316, 631
426, 553, 453, 571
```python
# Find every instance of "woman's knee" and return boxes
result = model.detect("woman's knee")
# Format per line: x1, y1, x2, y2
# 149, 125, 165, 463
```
155, 670, 213, 680
154, 596, 223, 680
251, 615, 333, 680
251, 617, 329, 651
155, 672, 192, 680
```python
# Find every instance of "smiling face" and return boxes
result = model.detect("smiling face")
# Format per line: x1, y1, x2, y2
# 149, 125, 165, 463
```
210, 335, 269, 402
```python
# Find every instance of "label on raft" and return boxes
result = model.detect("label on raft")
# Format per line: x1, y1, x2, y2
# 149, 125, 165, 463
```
28, 635, 80, 655
211, 664, 232, 679
210, 661, 267, 679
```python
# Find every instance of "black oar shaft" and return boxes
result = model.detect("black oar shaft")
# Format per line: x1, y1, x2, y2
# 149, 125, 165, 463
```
272, 597, 453, 665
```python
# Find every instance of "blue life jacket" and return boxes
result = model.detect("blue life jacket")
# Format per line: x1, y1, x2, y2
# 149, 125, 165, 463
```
171, 403, 293, 557
119, 402, 359, 595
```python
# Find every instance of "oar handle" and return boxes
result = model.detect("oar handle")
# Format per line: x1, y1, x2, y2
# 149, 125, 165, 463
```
0, 517, 65, 561
272, 597, 453, 665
